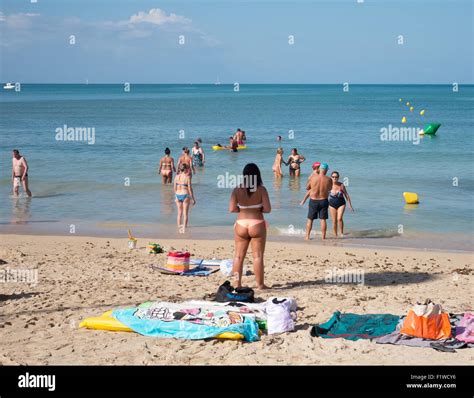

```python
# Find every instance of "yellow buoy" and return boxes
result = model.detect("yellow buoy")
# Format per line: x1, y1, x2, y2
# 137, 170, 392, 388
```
410, 106, 414, 112
420, 109, 425, 116
401, 116, 407, 123
406, 102, 410, 106
403, 192, 419, 205
399, 98, 402, 102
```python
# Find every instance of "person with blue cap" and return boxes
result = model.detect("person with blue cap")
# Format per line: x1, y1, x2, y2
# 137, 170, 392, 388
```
303, 162, 332, 240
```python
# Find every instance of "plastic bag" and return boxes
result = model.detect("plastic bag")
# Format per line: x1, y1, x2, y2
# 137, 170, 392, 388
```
400, 300, 451, 340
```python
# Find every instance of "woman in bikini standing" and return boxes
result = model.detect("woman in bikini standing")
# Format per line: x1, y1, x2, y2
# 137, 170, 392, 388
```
287, 148, 305, 177
177, 147, 195, 176
229, 163, 271, 289
174, 163, 196, 232
158, 147, 176, 184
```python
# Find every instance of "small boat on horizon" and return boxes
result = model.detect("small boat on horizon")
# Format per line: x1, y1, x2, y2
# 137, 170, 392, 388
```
3, 82, 15, 90
214, 76, 221, 85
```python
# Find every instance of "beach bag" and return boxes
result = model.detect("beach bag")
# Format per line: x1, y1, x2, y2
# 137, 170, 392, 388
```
400, 300, 451, 340
455, 313, 474, 343
266, 297, 297, 334
165, 251, 190, 272
215, 281, 254, 303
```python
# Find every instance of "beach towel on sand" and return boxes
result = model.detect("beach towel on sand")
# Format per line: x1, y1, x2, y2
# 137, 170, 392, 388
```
153, 264, 219, 276
112, 301, 260, 341
310, 311, 400, 341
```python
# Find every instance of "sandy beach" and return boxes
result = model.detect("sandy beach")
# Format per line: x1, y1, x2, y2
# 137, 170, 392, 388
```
0, 234, 472, 365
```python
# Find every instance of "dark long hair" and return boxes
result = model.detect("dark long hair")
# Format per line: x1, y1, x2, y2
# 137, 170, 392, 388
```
242, 163, 263, 196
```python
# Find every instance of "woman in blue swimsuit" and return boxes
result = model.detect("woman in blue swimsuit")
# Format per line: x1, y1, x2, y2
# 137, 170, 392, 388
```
174, 163, 196, 232
328, 171, 354, 237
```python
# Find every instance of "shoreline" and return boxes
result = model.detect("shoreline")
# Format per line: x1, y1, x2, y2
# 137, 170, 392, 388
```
1, 224, 472, 254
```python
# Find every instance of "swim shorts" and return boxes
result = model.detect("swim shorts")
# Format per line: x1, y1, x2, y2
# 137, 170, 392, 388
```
308, 199, 329, 220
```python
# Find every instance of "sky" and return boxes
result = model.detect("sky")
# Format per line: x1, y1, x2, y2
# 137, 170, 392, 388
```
0, 0, 472, 84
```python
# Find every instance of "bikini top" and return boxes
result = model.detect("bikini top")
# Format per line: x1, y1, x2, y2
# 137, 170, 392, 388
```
175, 178, 189, 187
289, 156, 303, 165
238, 203, 263, 209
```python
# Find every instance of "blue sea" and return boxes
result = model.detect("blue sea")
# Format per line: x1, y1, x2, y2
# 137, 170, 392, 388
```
1, 84, 473, 250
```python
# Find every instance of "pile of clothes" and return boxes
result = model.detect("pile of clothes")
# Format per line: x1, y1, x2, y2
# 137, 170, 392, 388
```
311, 300, 473, 352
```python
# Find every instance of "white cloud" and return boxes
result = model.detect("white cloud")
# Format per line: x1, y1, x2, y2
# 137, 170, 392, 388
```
0, 8, 219, 48
1, 12, 40, 29
128, 8, 191, 26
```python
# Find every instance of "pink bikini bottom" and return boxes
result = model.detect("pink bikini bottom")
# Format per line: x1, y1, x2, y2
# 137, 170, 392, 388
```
234, 219, 268, 229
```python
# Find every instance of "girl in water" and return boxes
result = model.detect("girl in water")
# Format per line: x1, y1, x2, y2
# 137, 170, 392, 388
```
177, 147, 195, 176
158, 147, 176, 184
272, 148, 287, 178
329, 171, 354, 237
287, 148, 305, 177
174, 163, 196, 232
191, 141, 205, 167
229, 163, 271, 289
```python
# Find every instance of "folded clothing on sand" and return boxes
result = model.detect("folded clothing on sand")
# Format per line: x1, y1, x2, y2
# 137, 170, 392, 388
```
310, 311, 400, 341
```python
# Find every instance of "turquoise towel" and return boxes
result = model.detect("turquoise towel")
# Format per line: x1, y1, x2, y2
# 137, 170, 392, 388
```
113, 307, 260, 342
311, 311, 400, 341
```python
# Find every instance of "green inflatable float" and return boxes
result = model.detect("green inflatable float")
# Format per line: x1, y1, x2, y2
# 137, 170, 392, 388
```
420, 123, 441, 136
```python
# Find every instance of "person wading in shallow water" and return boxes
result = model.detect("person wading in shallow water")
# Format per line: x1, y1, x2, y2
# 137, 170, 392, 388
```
287, 148, 305, 177
329, 170, 354, 237
304, 163, 332, 240
229, 163, 271, 289
12, 149, 32, 197
174, 163, 196, 232
158, 147, 176, 184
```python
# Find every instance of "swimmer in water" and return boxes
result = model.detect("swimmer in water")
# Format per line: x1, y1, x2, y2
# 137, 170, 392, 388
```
191, 141, 205, 167
234, 129, 244, 145
12, 149, 32, 197
272, 148, 287, 178
158, 147, 176, 184
177, 147, 195, 175
287, 148, 305, 177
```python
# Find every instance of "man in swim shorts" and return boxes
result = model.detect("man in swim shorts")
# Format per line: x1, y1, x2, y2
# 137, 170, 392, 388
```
305, 162, 332, 240
12, 149, 32, 197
